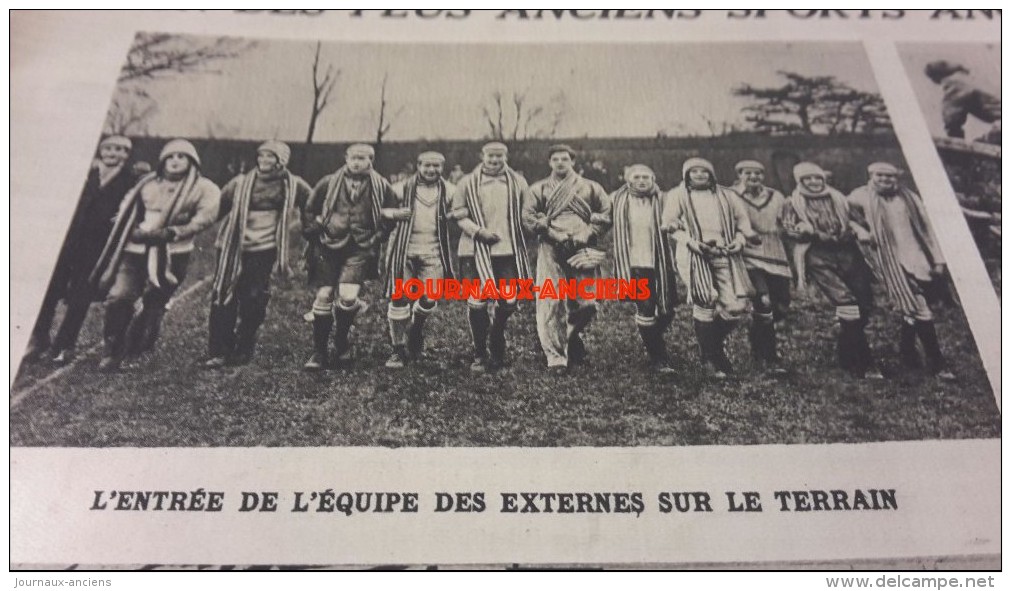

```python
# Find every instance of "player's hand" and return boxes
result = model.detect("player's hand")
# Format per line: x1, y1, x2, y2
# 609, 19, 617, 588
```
685, 239, 705, 256
724, 237, 745, 255
301, 220, 323, 239
148, 228, 176, 245
475, 229, 501, 245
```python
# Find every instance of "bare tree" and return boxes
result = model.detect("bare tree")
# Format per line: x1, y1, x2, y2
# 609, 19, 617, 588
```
734, 71, 891, 135
103, 90, 157, 136
103, 33, 253, 139
374, 73, 404, 145
481, 88, 568, 140
118, 32, 254, 83
306, 41, 339, 146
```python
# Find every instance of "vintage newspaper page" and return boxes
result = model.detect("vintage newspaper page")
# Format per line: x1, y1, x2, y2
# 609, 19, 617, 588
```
9, 10, 1001, 569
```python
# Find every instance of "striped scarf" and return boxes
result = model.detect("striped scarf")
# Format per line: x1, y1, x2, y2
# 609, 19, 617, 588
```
787, 185, 851, 237
669, 183, 753, 307
384, 176, 456, 297
211, 169, 296, 306
787, 184, 853, 290
543, 173, 590, 222
612, 184, 676, 316
853, 183, 942, 317
320, 166, 386, 241
90, 168, 198, 292
461, 165, 532, 283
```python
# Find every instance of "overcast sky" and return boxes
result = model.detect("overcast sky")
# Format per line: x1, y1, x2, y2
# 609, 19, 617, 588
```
127, 38, 884, 142
898, 43, 1000, 139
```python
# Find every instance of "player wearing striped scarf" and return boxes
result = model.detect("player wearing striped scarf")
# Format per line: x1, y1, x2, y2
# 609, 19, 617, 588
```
781, 162, 880, 380
523, 144, 612, 373
91, 139, 221, 372
449, 142, 533, 372
205, 141, 312, 368
610, 165, 678, 372
848, 163, 954, 381
301, 144, 399, 371
383, 151, 456, 369
663, 158, 755, 379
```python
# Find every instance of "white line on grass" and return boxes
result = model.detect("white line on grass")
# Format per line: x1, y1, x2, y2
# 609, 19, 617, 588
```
10, 276, 211, 410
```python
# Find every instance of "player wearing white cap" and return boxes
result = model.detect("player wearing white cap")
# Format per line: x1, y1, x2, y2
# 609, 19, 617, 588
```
610, 164, 678, 371
91, 138, 221, 371
848, 162, 954, 380
663, 158, 756, 379
781, 161, 879, 379
205, 140, 313, 368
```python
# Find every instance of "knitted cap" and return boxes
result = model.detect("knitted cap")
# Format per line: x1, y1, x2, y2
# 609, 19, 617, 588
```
793, 162, 826, 183
624, 164, 655, 181
682, 157, 716, 179
258, 140, 291, 167
867, 162, 900, 175
417, 151, 446, 164
100, 135, 132, 151
734, 160, 765, 174
481, 142, 508, 154
346, 143, 376, 158
159, 139, 200, 167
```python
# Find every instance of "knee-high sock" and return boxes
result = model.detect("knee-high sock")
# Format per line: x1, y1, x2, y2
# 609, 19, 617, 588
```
103, 300, 135, 360
333, 299, 361, 356
566, 304, 596, 344
915, 320, 946, 372
468, 304, 490, 359
208, 301, 238, 358
52, 294, 94, 352
750, 312, 777, 362
636, 313, 665, 363
235, 293, 269, 355
489, 304, 515, 361
899, 319, 920, 368
408, 300, 436, 355
387, 303, 412, 348
311, 305, 333, 358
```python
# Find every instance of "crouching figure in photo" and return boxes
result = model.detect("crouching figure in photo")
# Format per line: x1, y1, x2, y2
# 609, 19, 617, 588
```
450, 142, 533, 372
206, 140, 312, 368
781, 162, 880, 380
663, 158, 754, 379
611, 164, 678, 372
301, 143, 398, 371
730, 160, 792, 375
90, 139, 221, 372
523, 144, 612, 373
848, 162, 955, 381
383, 151, 456, 368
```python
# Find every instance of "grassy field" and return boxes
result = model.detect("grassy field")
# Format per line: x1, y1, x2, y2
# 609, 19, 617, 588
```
10, 241, 1001, 447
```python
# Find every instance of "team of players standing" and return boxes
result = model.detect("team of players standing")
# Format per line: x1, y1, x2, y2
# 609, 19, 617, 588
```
25, 136, 955, 382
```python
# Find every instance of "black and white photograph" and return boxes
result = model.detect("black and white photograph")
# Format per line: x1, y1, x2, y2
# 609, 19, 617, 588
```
10, 34, 1000, 448
898, 43, 1001, 294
